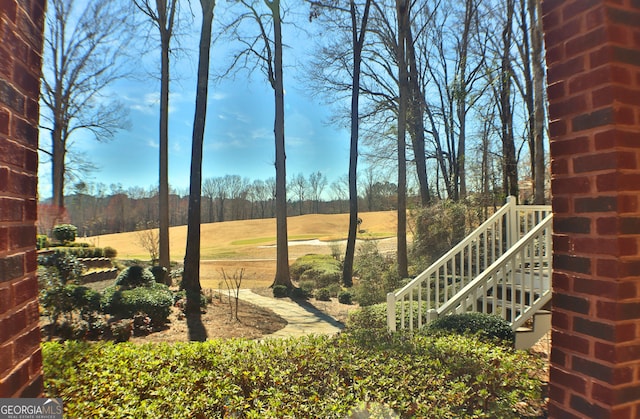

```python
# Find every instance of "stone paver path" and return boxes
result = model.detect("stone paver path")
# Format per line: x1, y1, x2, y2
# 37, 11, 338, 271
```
218, 289, 344, 338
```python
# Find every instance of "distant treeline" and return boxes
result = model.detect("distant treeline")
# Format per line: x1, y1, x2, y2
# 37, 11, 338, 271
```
38, 175, 408, 237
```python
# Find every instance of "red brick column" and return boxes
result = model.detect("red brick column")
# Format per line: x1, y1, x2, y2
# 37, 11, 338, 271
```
542, 0, 640, 417
0, 0, 45, 398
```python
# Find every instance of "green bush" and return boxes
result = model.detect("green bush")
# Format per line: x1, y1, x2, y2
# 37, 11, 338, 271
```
291, 254, 342, 287
103, 246, 117, 259
37, 251, 85, 284
102, 282, 173, 326
326, 282, 342, 297
37, 235, 50, 250
108, 319, 133, 343
47, 247, 105, 258
52, 224, 78, 243
173, 289, 208, 310
346, 304, 388, 333
427, 312, 515, 344
338, 291, 353, 305
353, 240, 401, 306
347, 302, 430, 334
43, 333, 545, 418
315, 288, 331, 301
272, 285, 289, 298
40, 284, 102, 326
59, 242, 90, 248
115, 266, 155, 289
150, 266, 168, 284
290, 286, 311, 300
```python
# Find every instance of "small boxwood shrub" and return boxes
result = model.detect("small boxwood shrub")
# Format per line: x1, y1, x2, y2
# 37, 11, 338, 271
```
338, 291, 353, 305
315, 288, 331, 301
38, 251, 85, 284
115, 265, 155, 289
291, 254, 342, 288
40, 284, 100, 324
290, 286, 311, 300
102, 282, 173, 326
50, 247, 105, 258
346, 304, 388, 332
37, 235, 50, 250
150, 266, 168, 284
272, 285, 289, 298
427, 312, 515, 344
52, 224, 77, 243
103, 246, 117, 259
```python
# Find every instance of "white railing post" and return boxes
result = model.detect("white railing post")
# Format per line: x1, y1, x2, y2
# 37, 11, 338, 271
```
387, 292, 396, 332
507, 196, 519, 248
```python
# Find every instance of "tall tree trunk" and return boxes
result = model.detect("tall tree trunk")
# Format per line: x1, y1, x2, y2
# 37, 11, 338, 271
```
183, 0, 215, 316
51, 120, 65, 214
501, 0, 518, 199
396, 0, 409, 279
343, 0, 371, 288
270, 0, 292, 288
158, 0, 176, 278
405, 21, 430, 206
530, 0, 545, 204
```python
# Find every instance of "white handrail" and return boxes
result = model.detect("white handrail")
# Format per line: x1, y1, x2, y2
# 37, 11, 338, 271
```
387, 197, 552, 332
435, 214, 552, 329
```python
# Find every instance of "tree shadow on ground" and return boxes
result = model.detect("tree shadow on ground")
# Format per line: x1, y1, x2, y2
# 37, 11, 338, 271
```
292, 298, 345, 330
186, 298, 208, 342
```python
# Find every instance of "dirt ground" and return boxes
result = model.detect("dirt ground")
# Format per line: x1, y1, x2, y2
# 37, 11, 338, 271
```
128, 288, 357, 344
129, 291, 289, 343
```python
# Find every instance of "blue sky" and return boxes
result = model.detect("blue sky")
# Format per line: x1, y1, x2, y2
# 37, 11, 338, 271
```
38, 2, 351, 198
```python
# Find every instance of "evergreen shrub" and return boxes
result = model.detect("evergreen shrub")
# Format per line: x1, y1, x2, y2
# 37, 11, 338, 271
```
102, 282, 173, 326
52, 224, 78, 243
272, 285, 289, 298
115, 265, 155, 289
315, 288, 331, 301
427, 312, 515, 344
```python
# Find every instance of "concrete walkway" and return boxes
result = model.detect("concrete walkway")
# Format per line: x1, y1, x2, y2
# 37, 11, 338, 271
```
218, 289, 344, 338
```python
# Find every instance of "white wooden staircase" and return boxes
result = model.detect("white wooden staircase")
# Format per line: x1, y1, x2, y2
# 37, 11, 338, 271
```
387, 197, 552, 350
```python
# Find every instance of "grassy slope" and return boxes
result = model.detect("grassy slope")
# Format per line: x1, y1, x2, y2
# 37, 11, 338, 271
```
79, 211, 399, 288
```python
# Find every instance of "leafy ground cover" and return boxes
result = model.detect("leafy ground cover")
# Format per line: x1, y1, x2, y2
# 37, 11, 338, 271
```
43, 331, 546, 418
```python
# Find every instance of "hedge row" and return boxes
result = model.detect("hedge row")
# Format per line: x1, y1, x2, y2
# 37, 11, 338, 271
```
43, 333, 545, 418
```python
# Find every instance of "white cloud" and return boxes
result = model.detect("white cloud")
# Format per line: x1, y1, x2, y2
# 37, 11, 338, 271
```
250, 127, 271, 141
128, 92, 182, 114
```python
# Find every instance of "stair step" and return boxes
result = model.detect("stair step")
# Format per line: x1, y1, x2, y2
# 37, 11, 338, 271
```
515, 310, 552, 350
486, 285, 540, 305
80, 268, 118, 284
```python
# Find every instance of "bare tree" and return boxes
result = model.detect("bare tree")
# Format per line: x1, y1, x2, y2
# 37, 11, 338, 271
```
498, 0, 518, 198
529, 0, 546, 204
228, 175, 250, 219
202, 177, 217, 222
136, 221, 160, 263
133, 0, 179, 275
330, 175, 349, 212
40, 0, 132, 214
251, 179, 272, 218
183, 0, 216, 319
395, 0, 409, 278
308, 0, 372, 286
308, 171, 328, 213
290, 173, 308, 215
220, 0, 291, 287
221, 268, 244, 321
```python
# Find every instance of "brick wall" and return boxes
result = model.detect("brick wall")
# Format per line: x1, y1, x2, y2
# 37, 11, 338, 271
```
543, 0, 640, 417
0, 0, 45, 398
